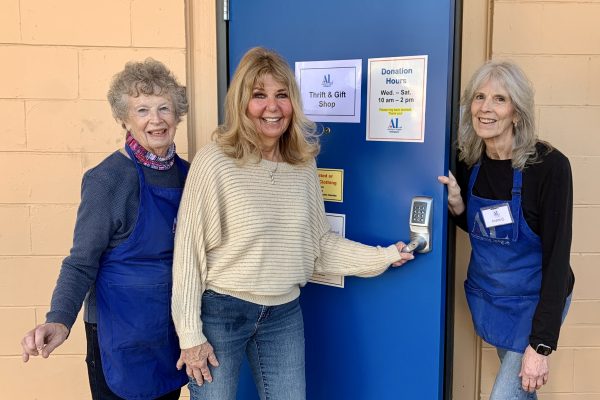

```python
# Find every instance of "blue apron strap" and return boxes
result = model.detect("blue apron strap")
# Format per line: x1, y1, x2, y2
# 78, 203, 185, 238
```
510, 169, 523, 241
174, 154, 189, 176
468, 163, 480, 194
124, 144, 146, 188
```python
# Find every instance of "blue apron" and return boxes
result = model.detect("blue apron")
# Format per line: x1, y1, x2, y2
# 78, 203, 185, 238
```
95, 146, 189, 399
464, 164, 542, 353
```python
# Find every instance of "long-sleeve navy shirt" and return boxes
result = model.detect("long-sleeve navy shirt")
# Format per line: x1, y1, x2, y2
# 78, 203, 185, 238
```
454, 142, 574, 350
45, 150, 188, 330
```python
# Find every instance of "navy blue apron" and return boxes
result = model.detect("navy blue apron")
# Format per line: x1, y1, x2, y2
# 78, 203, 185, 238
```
464, 164, 542, 353
95, 146, 189, 399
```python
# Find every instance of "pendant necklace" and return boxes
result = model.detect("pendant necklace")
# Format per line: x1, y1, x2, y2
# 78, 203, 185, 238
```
267, 161, 279, 184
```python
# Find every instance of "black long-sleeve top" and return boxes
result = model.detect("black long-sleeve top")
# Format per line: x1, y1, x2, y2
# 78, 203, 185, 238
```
454, 142, 574, 350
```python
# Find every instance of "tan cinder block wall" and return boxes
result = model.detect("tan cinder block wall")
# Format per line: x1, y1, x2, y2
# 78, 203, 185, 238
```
0, 0, 189, 398
476, 1, 600, 399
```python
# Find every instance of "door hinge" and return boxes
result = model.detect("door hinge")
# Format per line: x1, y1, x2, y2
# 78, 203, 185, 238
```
223, 0, 229, 21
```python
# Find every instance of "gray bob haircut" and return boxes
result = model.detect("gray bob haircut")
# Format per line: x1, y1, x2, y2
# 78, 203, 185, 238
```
458, 60, 543, 169
107, 58, 188, 127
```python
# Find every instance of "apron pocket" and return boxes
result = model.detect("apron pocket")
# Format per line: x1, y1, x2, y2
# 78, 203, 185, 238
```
465, 280, 538, 352
108, 282, 170, 350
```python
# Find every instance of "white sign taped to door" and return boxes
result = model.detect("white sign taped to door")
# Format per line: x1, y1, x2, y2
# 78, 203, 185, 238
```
295, 59, 361, 123
309, 213, 346, 288
366, 55, 428, 142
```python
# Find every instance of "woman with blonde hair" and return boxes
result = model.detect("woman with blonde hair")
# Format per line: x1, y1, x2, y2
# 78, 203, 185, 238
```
172, 47, 415, 400
439, 60, 574, 399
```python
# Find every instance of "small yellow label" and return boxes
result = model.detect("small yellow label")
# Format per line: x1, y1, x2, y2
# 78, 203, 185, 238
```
378, 107, 413, 116
317, 168, 343, 202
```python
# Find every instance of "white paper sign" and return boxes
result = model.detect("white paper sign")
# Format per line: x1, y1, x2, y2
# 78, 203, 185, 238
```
326, 213, 345, 237
366, 55, 428, 142
309, 213, 346, 288
295, 59, 361, 123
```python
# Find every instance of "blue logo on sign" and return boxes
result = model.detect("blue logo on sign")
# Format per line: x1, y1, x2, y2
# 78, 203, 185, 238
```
388, 118, 400, 129
322, 74, 333, 87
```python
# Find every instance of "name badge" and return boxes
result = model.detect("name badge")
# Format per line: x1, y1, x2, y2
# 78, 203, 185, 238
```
481, 203, 514, 228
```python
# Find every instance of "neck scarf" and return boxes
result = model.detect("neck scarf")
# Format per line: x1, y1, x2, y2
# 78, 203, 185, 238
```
125, 131, 176, 170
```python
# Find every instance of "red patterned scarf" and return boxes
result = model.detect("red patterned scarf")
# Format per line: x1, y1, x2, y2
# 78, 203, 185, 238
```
125, 131, 175, 170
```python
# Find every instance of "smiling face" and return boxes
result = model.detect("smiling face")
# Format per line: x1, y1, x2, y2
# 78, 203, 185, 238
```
246, 74, 293, 148
470, 79, 518, 146
123, 94, 177, 157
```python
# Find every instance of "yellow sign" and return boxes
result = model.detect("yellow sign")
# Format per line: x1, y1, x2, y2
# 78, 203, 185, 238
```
318, 168, 343, 202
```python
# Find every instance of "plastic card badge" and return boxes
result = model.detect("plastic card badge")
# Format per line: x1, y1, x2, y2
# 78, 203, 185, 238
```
480, 203, 514, 228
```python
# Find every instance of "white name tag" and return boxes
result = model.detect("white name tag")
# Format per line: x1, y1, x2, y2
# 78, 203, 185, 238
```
481, 203, 514, 228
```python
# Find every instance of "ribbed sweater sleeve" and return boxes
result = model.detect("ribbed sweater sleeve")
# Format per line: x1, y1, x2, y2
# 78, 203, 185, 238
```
172, 146, 223, 349
310, 166, 402, 277
171, 144, 401, 349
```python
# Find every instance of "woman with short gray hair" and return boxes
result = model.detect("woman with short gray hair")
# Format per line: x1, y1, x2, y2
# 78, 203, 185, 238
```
21, 58, 189, 400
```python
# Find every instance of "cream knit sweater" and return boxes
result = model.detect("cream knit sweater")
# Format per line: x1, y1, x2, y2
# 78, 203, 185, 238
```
172, 143, 401, 349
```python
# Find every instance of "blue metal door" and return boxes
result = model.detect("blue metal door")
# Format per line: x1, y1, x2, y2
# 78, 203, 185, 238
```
227, 1, 457, 399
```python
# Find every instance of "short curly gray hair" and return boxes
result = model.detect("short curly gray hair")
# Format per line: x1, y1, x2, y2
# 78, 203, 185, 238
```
107, 58, 188, 127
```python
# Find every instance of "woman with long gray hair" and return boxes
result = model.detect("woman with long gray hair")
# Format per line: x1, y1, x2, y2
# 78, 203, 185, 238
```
439, 60, 574, 399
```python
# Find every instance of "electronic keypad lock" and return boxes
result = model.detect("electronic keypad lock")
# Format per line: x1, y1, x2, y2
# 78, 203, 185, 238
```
401, 196, 433, 253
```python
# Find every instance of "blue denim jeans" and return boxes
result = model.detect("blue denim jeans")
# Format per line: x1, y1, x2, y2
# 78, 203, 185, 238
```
188, 291, 305, 400
489, 295, 572, 400
84, 322, 181, 400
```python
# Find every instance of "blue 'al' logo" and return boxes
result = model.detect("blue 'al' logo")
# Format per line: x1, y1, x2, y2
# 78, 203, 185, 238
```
322, 74, 333, 87
388, 118, 400, 129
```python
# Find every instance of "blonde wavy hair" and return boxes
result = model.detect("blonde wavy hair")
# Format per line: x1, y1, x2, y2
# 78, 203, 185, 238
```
214, 47, 320, 165
458, 60, 548, 169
